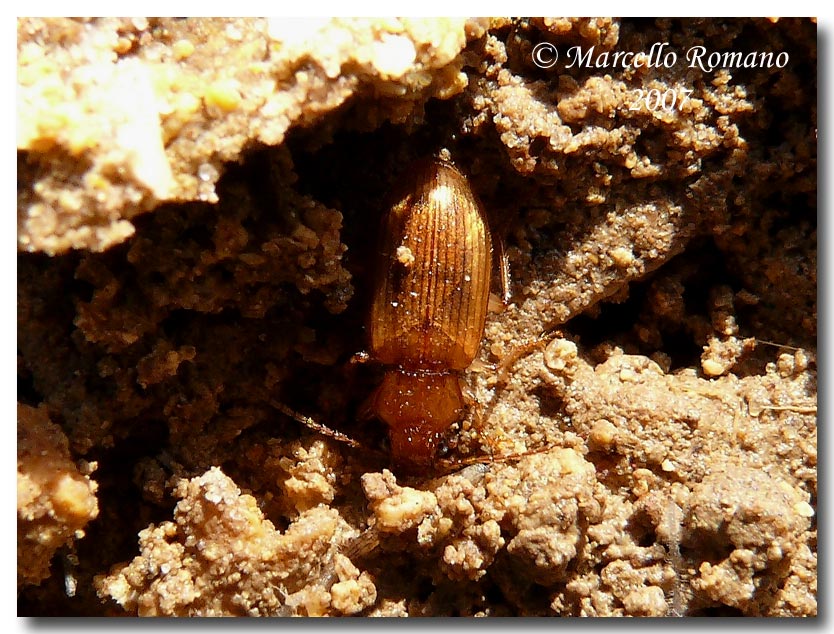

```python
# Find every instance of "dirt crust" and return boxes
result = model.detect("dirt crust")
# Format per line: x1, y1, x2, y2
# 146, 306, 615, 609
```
18, 17, 815, 616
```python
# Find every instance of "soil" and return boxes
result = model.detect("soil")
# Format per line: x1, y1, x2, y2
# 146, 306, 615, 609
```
17, 17, 816, 616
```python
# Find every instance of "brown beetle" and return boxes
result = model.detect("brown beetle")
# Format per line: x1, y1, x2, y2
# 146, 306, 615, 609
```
364, 156, 493, 470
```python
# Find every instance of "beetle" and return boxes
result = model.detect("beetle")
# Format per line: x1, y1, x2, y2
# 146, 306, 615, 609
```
275, 153, 510, 473
363, 155, 494, 470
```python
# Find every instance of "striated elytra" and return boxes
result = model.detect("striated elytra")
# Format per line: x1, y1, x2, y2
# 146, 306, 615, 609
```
365, 157, 493, 470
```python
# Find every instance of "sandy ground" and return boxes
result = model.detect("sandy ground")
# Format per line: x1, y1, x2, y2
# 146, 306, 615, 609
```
18, 17, 816, 616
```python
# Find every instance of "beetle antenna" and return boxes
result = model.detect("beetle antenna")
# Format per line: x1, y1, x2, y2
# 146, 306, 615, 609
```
753, 338, 806, 352
435, 443, 556, 474
270, 400, 364, 449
